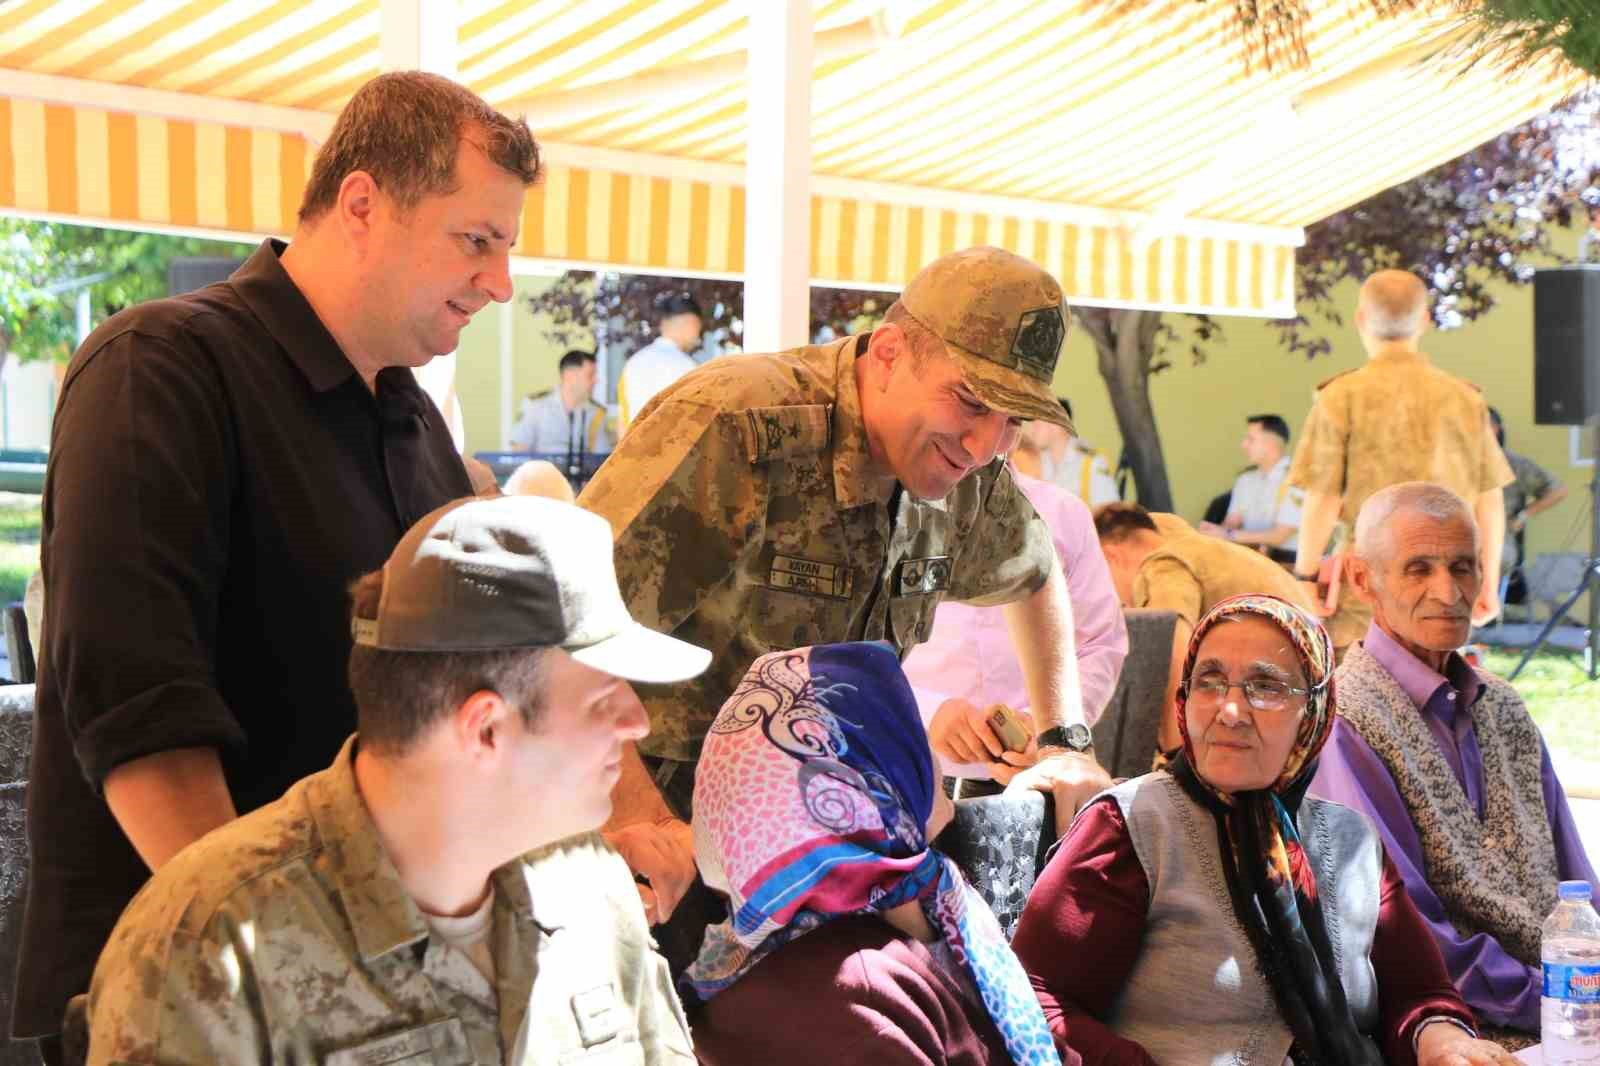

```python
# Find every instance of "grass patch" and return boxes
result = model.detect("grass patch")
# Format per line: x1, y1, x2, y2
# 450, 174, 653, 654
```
0, 502, 41, 544
0, 496, 40, 604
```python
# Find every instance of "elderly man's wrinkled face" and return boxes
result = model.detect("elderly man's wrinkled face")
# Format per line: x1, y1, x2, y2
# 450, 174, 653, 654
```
1360, 510, 1479, 654
1184, 616, 1308, 794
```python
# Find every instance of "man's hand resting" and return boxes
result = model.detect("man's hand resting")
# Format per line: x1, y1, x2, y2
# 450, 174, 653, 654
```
605, 818, 696, 926
1005, 750, 1112, 838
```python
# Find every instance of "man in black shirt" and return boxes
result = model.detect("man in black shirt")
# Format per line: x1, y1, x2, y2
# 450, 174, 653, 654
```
13, 72, 541, 1060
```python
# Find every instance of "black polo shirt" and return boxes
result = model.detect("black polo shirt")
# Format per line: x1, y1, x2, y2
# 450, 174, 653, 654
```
13, 240, 472, 1037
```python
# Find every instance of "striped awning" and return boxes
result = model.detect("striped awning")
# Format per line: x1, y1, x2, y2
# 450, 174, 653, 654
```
528, 158, 1299, 315
0, 0, 1586, 319
0, 97, 307, 236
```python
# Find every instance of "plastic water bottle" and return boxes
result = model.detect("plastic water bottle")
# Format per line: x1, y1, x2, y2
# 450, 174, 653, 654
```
1543, 880, 1600, 1065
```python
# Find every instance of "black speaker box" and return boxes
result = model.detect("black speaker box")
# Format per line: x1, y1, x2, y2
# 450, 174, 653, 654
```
167, 256, 246, 297
1533, 266, 1600, 425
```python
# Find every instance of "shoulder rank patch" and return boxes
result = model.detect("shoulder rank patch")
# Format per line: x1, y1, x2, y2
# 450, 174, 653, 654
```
895, 555, 952, 596
768, 555, 852, 598
732, 404, 833, 464
1314, 368, 1357, 391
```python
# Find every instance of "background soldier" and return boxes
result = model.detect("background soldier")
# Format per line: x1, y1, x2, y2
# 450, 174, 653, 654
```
1288, 269, 1512, 649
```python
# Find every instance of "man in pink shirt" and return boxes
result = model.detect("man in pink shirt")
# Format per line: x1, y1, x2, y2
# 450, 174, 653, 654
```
904, 467, 1128, 781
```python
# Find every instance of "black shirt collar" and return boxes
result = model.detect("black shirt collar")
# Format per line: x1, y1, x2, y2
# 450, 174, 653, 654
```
230, 239, 359, 394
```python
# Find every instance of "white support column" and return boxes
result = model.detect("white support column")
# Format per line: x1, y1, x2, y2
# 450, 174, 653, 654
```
380, 0, 458, 78
742, 0, 813, 353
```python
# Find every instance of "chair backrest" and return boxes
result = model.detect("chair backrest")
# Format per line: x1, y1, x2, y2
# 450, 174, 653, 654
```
1524, 552, 1590, 618
939, 789, 1054, 940
4, 603, 34, 685
1092, 608, 1178, 780
0, 685, 34, 1066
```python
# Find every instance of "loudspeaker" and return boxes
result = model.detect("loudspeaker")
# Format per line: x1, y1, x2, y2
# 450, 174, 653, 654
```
1533, 266, 1600, 425
167, 257, 246, 297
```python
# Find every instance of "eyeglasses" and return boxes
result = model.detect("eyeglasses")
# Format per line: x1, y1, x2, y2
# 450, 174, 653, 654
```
1183, 672, 1315, 713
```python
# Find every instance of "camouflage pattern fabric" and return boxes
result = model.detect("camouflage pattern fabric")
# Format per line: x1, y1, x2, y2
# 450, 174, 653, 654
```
1287, 348, 1514, 526
579, 334, 1054, 764
86, 737, 693, 1065
1133, 520, 1314, 628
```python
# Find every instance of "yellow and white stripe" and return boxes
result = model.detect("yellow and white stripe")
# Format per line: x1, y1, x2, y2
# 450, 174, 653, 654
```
521, 160, 1300, 316
0, 96, 307, 234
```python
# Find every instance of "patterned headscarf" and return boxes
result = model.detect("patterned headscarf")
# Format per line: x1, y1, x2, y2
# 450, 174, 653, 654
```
686, 642, 1060, 1066
1168, 594, 1379, 1066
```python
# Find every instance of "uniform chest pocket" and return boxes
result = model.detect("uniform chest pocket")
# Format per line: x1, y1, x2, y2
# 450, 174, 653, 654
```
749, 577, 852, 650
889, 591, 938, 648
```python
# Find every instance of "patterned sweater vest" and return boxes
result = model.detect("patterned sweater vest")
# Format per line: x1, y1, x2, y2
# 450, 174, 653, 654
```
1335, 643, 1558, 964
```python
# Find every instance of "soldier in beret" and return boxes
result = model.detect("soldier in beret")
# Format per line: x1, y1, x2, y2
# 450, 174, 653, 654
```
580, 246, 1111, 952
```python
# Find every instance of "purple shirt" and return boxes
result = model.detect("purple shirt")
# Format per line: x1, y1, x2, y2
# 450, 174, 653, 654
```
1309, 623, 1598, 1031
902, 472, 1128, 779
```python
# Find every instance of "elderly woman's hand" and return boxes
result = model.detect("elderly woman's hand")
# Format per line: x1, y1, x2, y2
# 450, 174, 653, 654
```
1415, 1021, 1520, 1066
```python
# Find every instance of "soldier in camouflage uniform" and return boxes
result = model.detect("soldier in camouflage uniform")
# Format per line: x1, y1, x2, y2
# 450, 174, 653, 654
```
580, 246, 1112, 928
1287, 269, 1513, 650
88, 496, 708, 1065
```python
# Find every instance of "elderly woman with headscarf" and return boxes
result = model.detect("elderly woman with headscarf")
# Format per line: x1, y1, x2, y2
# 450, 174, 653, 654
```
1012, 595, 1516, 1066
685, 641, 1063, 1066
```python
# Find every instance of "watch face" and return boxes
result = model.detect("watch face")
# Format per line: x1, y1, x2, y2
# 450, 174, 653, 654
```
1064, 723, 1093, 751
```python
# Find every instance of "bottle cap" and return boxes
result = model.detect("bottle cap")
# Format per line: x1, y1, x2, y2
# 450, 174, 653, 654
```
1558, 880, 1593, 902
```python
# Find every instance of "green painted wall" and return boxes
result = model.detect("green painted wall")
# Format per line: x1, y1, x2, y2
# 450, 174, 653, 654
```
454, 274, 593, 456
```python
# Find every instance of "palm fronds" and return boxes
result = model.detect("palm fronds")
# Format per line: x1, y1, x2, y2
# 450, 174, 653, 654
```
1451, 0, 1600, 78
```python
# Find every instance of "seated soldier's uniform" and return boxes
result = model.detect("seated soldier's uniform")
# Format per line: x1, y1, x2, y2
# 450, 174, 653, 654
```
1134, 514, 1313, 627
87, 739, 694, 1065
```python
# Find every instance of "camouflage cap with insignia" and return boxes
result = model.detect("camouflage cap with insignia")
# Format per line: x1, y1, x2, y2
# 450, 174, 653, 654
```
900, 246, 1073, 431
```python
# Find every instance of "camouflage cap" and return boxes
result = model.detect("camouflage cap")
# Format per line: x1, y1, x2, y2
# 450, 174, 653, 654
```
352, 495, 711, 684
900, 246, 1073, 431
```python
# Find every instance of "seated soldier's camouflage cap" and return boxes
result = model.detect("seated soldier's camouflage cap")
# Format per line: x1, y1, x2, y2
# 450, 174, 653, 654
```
352, 495, 711, 684
900, 246, 1074, 431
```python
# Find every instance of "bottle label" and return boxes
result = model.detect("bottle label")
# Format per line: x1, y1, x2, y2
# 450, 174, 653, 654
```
1544, 962, 1600, 1000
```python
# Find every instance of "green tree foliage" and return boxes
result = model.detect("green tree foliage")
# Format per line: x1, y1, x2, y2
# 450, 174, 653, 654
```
0, 218, 251, 362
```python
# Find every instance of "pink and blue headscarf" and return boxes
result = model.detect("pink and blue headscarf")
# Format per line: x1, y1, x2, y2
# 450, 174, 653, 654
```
686, 642, 1059, 1066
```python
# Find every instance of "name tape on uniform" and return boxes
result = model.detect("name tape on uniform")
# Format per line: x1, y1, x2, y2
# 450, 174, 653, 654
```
323, 1018, 469, 1066
767, 555, 852, 599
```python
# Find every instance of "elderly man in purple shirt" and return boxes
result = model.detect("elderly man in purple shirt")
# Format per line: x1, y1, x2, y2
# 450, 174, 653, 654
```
1310, 481, 1595, 1038
905, 467, 1129, 781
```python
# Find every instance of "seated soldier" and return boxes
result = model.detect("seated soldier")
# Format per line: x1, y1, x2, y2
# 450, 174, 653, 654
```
686, 642, 1059, 1066
1309, 481, 1597, 1042
87, 496, 708, 1065
1094, 502, 1313, 755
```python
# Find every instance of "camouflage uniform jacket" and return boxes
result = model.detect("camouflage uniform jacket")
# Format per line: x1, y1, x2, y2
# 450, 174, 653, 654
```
1287, 347, 1514, 524
1133, 517, 1313, 629
87, 737, 694, 1065
579, 333, 1055, 763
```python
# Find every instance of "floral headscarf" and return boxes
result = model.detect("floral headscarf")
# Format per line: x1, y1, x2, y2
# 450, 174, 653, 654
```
1168, 594, 1379, 1066
686, 642, 1060, 1066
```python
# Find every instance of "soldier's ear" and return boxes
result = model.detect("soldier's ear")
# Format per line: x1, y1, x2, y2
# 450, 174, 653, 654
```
866, 323, 911, 372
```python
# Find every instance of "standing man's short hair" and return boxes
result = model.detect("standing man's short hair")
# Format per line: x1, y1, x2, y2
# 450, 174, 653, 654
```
298, 71, 541, 222
559, 349, 597, 373
1248, 414, 1291, 444
656, 293, 704, 324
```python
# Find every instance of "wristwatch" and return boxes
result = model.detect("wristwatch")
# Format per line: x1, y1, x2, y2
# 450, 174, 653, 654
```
1036, 722, 1094, 755
1293, 570, 1320, 584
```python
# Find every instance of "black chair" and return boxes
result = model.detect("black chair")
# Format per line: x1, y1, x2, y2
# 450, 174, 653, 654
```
1092, 608, 1179, 780
938, 789, 1055, 940
3, 605, 32, 685
0, 685, 35, 1066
